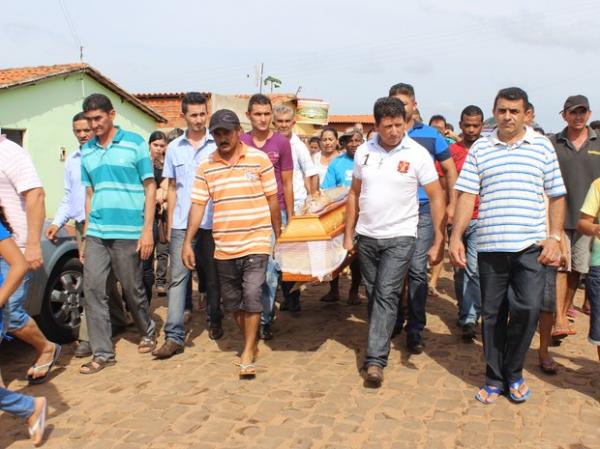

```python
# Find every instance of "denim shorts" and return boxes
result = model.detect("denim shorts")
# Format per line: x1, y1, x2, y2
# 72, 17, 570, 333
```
0, 259, 32, 331
215, 254, 268, 314
565, 230, 592, 274
585, 266, 600, 345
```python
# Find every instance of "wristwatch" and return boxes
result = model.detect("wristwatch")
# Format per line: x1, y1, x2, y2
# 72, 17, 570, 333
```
548, 234, 561, 242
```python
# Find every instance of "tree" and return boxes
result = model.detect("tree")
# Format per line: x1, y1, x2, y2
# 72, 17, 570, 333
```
264, 76, 282, 93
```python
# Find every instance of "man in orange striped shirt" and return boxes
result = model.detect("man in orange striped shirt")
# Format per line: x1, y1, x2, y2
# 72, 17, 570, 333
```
182, 109, 281, 378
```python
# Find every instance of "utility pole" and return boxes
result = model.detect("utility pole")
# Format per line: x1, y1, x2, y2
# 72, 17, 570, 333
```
259, 63, 264, 94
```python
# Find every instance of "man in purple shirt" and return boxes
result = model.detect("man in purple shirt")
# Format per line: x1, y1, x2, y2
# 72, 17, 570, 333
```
240, 94, 293, 339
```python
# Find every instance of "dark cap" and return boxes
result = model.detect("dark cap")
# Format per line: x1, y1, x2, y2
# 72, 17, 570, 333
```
209, 109, 240, 132
561, 95, 590, 113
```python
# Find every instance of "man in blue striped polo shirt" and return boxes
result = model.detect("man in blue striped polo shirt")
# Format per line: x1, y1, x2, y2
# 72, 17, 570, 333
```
450, 87, 566, 404
79, 93, 157, 374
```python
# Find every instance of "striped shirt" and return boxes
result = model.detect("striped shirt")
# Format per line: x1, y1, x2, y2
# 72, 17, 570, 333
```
455, 127, 566, 253
191, 142, 277, 260
81, 127, 154, 240
0, 136, 43, 249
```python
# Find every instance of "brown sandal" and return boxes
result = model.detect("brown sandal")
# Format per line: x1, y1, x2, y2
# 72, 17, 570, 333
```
80, 357, 116, 375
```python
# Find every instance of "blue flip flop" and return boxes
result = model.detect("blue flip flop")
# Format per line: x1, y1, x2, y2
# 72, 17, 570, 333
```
27, 343, 61, 385
475, 384, 504, 404
508, 378, 531, 402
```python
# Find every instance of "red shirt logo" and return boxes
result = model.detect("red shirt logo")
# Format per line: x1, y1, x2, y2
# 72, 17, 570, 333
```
397, 160, 410, 173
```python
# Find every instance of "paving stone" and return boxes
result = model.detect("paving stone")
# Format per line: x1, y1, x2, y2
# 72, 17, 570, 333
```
0, 274, 596, 449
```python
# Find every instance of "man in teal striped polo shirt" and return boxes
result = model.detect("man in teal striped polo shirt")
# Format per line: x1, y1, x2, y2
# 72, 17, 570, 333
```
79, 93, 157, 374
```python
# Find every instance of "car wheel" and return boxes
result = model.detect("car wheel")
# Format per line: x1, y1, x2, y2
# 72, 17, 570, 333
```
38, 257, 83, 343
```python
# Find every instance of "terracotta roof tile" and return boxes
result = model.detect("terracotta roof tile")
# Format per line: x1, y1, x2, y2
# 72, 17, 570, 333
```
0, 63, 166, 123
0, 63, 85, 87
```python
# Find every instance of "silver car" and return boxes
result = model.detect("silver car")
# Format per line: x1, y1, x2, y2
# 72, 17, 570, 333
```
26, 223, 82, 343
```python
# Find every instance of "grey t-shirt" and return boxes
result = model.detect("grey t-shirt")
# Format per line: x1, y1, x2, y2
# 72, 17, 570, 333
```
551, 127, 600, 229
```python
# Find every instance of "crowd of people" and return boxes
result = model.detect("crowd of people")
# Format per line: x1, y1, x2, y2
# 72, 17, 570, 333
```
1, 83, 599, 443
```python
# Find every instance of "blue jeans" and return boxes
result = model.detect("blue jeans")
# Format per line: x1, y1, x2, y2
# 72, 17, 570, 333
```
0, 387, 34, 419
165, 229, 195, 345
585, 266, 600, 345
403, 202, 433, 339
0, 259, 32, 331
360, 235, 416, 368
261, 212, 286, 326
454, 220, 481, 326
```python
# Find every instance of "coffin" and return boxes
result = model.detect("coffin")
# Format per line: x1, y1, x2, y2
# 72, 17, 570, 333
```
275, 187, 356, 282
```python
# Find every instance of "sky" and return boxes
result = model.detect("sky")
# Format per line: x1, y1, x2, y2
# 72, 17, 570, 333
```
2, 0, 599, 132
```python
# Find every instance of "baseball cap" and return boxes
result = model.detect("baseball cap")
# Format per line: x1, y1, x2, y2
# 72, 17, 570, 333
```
209, 109, 240, 132
561, 95, 590, 113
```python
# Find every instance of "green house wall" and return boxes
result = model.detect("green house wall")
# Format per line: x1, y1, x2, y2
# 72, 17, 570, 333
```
0, 73, 157, 219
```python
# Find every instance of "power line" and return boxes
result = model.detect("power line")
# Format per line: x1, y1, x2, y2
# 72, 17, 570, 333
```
58, 0, 84, 61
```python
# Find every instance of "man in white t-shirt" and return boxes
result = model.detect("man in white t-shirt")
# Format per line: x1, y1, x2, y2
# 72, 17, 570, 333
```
0, 136, 60, 384
343, 97, 446, 387
272, 104, 318, 212
273, 104, 318, 312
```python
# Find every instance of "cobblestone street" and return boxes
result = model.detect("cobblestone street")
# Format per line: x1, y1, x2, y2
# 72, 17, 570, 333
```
1, 269, 599, 449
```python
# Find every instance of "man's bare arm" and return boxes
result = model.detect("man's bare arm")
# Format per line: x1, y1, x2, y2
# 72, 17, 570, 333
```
439, 158, 458, 223
423, 180, 446, 265
281, 170, 294, 218
448, 191, 477, 268
23, 187, 45, 270
137, 179, 156, 260
266, 194, 282, 239
343, 177, 361, 252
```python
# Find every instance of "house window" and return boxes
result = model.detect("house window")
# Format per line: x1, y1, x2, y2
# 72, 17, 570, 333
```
2, 128, 25, 146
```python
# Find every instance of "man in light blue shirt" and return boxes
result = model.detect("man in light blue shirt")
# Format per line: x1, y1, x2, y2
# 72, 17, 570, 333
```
321, 129, 363, 305
153, 92, 222, 359
45, 112, 128, 359
46, 113, 91, 241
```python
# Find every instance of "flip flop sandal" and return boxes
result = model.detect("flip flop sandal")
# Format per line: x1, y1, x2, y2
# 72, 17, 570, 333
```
509, 378, 532, 403
27, 344, 61, 385
539, 359, 558, 375
79, 357, 116, 375
551, 328, 576, 339
475, 385, 503, 405
233, 348, 260, 366
239, 363, 256, 378
28, 397, 47, 446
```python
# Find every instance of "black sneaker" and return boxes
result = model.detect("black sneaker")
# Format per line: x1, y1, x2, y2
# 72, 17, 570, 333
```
279, 298, 291, 311
407, 336, 425, 354
288, 297, 301, 313
258, 324, 273, 340
462, 323, 476, 341
208, 323, 224, 340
